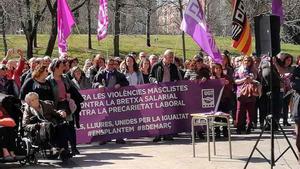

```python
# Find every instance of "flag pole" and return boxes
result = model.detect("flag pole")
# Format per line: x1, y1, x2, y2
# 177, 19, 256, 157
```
178, 0, 186, 62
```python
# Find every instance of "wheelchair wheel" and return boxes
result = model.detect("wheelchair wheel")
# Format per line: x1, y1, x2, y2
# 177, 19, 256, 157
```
19, 159, 27, 166
28, 154, 37, 165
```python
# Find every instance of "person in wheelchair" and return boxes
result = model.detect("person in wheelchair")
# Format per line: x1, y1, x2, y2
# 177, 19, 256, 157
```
22, 92, 72, 160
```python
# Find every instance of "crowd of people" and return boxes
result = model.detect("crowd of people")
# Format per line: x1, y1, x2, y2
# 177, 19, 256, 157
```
0, 48, 300, 161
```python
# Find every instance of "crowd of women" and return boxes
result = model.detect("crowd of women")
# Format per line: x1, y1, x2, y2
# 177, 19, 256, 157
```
0, 48, 300, 161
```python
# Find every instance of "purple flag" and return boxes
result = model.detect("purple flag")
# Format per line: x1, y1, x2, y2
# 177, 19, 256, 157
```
57, 0, 75, 55
97, 0, 109, 40
272, 0, 283, 24
180, 0, 222, 63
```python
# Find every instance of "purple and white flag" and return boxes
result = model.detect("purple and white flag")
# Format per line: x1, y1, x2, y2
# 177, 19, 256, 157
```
180, 0, 222, 63
57, 0, 75, 55
97, 0, 109, 40
272, 0, 284, 24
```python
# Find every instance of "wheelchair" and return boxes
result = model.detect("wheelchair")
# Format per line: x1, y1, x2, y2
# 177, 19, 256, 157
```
0, 94, 37, 166
22, 111, 73, 163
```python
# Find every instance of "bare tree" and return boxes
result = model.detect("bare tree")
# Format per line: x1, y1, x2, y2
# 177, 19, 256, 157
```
45, 0, 87, 57
133, 0, 169, 47
19, 0, 47, 59
0, 7, 7, 55
282, 0, 300, 44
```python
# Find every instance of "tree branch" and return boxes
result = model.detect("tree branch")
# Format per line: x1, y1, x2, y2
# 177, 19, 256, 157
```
71, 0, 88, 12
33, 4, 47, 30
46, 0, 55, 16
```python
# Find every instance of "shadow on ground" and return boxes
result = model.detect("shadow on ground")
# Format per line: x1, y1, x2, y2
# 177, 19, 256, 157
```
0, 152, 152, 168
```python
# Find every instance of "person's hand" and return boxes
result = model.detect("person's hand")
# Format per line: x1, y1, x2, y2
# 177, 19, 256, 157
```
114, 84, 121, 89
245, 77, 253, 83
5, 49, 14, 59
35, 123, 40, 130
16, 49, 24, 58
272, 57, 277, 63
58, 111, 67, 118
99, 86, 105, 92
198, 77, 207, 84
221, 78, 229, 85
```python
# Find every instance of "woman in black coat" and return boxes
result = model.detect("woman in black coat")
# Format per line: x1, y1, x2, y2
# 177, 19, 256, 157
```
20, 65, 53, 101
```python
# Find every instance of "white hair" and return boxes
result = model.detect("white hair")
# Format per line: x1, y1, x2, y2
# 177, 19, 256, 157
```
24, 92, 39, 105
149, 54, 158, 60
43, 56, 51, 61
164, 49, 174, 57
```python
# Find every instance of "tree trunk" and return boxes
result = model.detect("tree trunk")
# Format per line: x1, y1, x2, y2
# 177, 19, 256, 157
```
146, 9, 151, 47
25, 0, 33, 59
26, 35, 34, 59
178, 0, 186, 62
114, 0, 120, 57
45, 0, 57, 57
0, 9, 7, 55
87, 0, 92, 49
33, 30, 38, 48
45, 19, 57, 56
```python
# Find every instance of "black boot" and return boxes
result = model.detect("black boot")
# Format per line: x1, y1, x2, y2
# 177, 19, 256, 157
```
222, 127, 228, 138
246, 126, 251, 134
197, 131, 205, 140
215, 127, 221, 138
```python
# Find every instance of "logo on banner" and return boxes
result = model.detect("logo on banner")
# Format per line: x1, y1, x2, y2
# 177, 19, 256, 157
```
201, 89, 214, 108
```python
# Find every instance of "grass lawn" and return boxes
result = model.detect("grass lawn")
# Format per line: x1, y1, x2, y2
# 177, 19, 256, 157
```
0, 34, 299, 65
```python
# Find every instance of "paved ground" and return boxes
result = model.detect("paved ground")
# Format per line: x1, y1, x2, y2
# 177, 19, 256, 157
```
1, 126, 299, 169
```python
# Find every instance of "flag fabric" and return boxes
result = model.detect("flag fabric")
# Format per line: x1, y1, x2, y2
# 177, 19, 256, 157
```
272, 0, 283, 24
180, 0, 222, 63
231, 0, 252, 56
97, 0, 109, 40
57, 0, 75, 55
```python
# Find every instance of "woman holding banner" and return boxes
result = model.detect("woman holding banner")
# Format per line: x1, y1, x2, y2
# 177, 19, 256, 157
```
122, 55, 144, 86
139, 58, 151, 84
